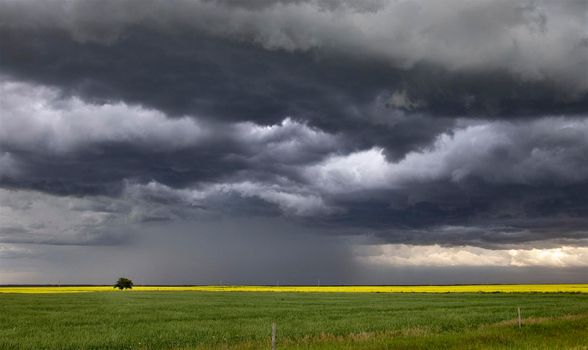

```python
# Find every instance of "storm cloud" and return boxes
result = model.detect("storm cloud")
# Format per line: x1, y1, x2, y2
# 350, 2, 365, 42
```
1, 0, 587, 284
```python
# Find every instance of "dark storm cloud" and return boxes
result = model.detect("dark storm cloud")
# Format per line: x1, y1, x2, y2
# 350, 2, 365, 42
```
0, 78, 347, 196
300, 117, 588, 245
0, 25, 458, 162
0, 0, 586, 124
1, 0, 588, 269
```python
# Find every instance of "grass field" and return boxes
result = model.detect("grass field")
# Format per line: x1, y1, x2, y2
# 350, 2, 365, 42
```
1, 289, 588, 349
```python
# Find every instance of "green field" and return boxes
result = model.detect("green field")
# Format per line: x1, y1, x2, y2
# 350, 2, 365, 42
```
1, 291, 588, 349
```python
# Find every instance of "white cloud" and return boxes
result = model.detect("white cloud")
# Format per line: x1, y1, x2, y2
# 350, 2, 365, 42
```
233, 118, 339, 163
0, 78, 207, 153
304, 148, 393, 193
305, 117, 588, 193
237, 118, 327, 143
214, 181, 336, 216
126, 180, 337, 217
355, 243, 588, 268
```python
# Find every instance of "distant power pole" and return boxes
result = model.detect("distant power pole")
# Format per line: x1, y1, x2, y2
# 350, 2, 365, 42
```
317, 279, 320, 287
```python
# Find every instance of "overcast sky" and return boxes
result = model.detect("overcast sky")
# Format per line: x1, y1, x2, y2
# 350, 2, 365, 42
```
1, 0, 588, 285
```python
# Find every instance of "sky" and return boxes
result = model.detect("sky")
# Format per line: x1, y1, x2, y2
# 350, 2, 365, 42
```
1, 0, 588, 285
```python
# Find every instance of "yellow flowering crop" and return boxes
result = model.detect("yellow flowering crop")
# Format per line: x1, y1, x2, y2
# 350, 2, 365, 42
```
1, 284, 587, 294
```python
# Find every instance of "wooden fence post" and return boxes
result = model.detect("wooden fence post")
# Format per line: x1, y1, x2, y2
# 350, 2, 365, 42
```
517, 307, 522, 328
271, 322, 277, 350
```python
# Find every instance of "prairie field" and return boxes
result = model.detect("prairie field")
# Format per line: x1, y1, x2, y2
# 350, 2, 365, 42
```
1, 288, 588, 349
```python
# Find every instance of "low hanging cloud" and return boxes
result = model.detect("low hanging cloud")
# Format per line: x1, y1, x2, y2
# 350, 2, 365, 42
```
0, 188, 133, 246
355, 244, 588, 268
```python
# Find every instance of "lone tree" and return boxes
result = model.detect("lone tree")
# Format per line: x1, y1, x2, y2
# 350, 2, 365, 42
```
114, 277, 133, 290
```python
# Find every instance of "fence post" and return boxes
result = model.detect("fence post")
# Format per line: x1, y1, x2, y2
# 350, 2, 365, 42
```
517, 307, 522, 328
271, 322, 277, 350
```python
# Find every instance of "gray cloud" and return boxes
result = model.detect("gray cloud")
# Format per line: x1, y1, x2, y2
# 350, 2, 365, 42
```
0, 79, 209, 154
0, 77, 348, 196
1, 0, 586, 124
2, 78, 588, 247
305, 117, 588, 190
0, 189, 133, 246
0, 151, 19, 180
1, 0, 588, 283
2, 0, 586, 88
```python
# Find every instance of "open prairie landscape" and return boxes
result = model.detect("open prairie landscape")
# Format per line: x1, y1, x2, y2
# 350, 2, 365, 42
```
2, 1, 588, 349
2, 286, 588, 349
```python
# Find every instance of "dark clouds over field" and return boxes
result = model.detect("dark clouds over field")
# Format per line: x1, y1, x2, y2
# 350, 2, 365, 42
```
1, 0, 588, 284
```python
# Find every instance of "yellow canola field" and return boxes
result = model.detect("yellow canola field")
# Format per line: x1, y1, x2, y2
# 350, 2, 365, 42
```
1, 284, 588, 294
